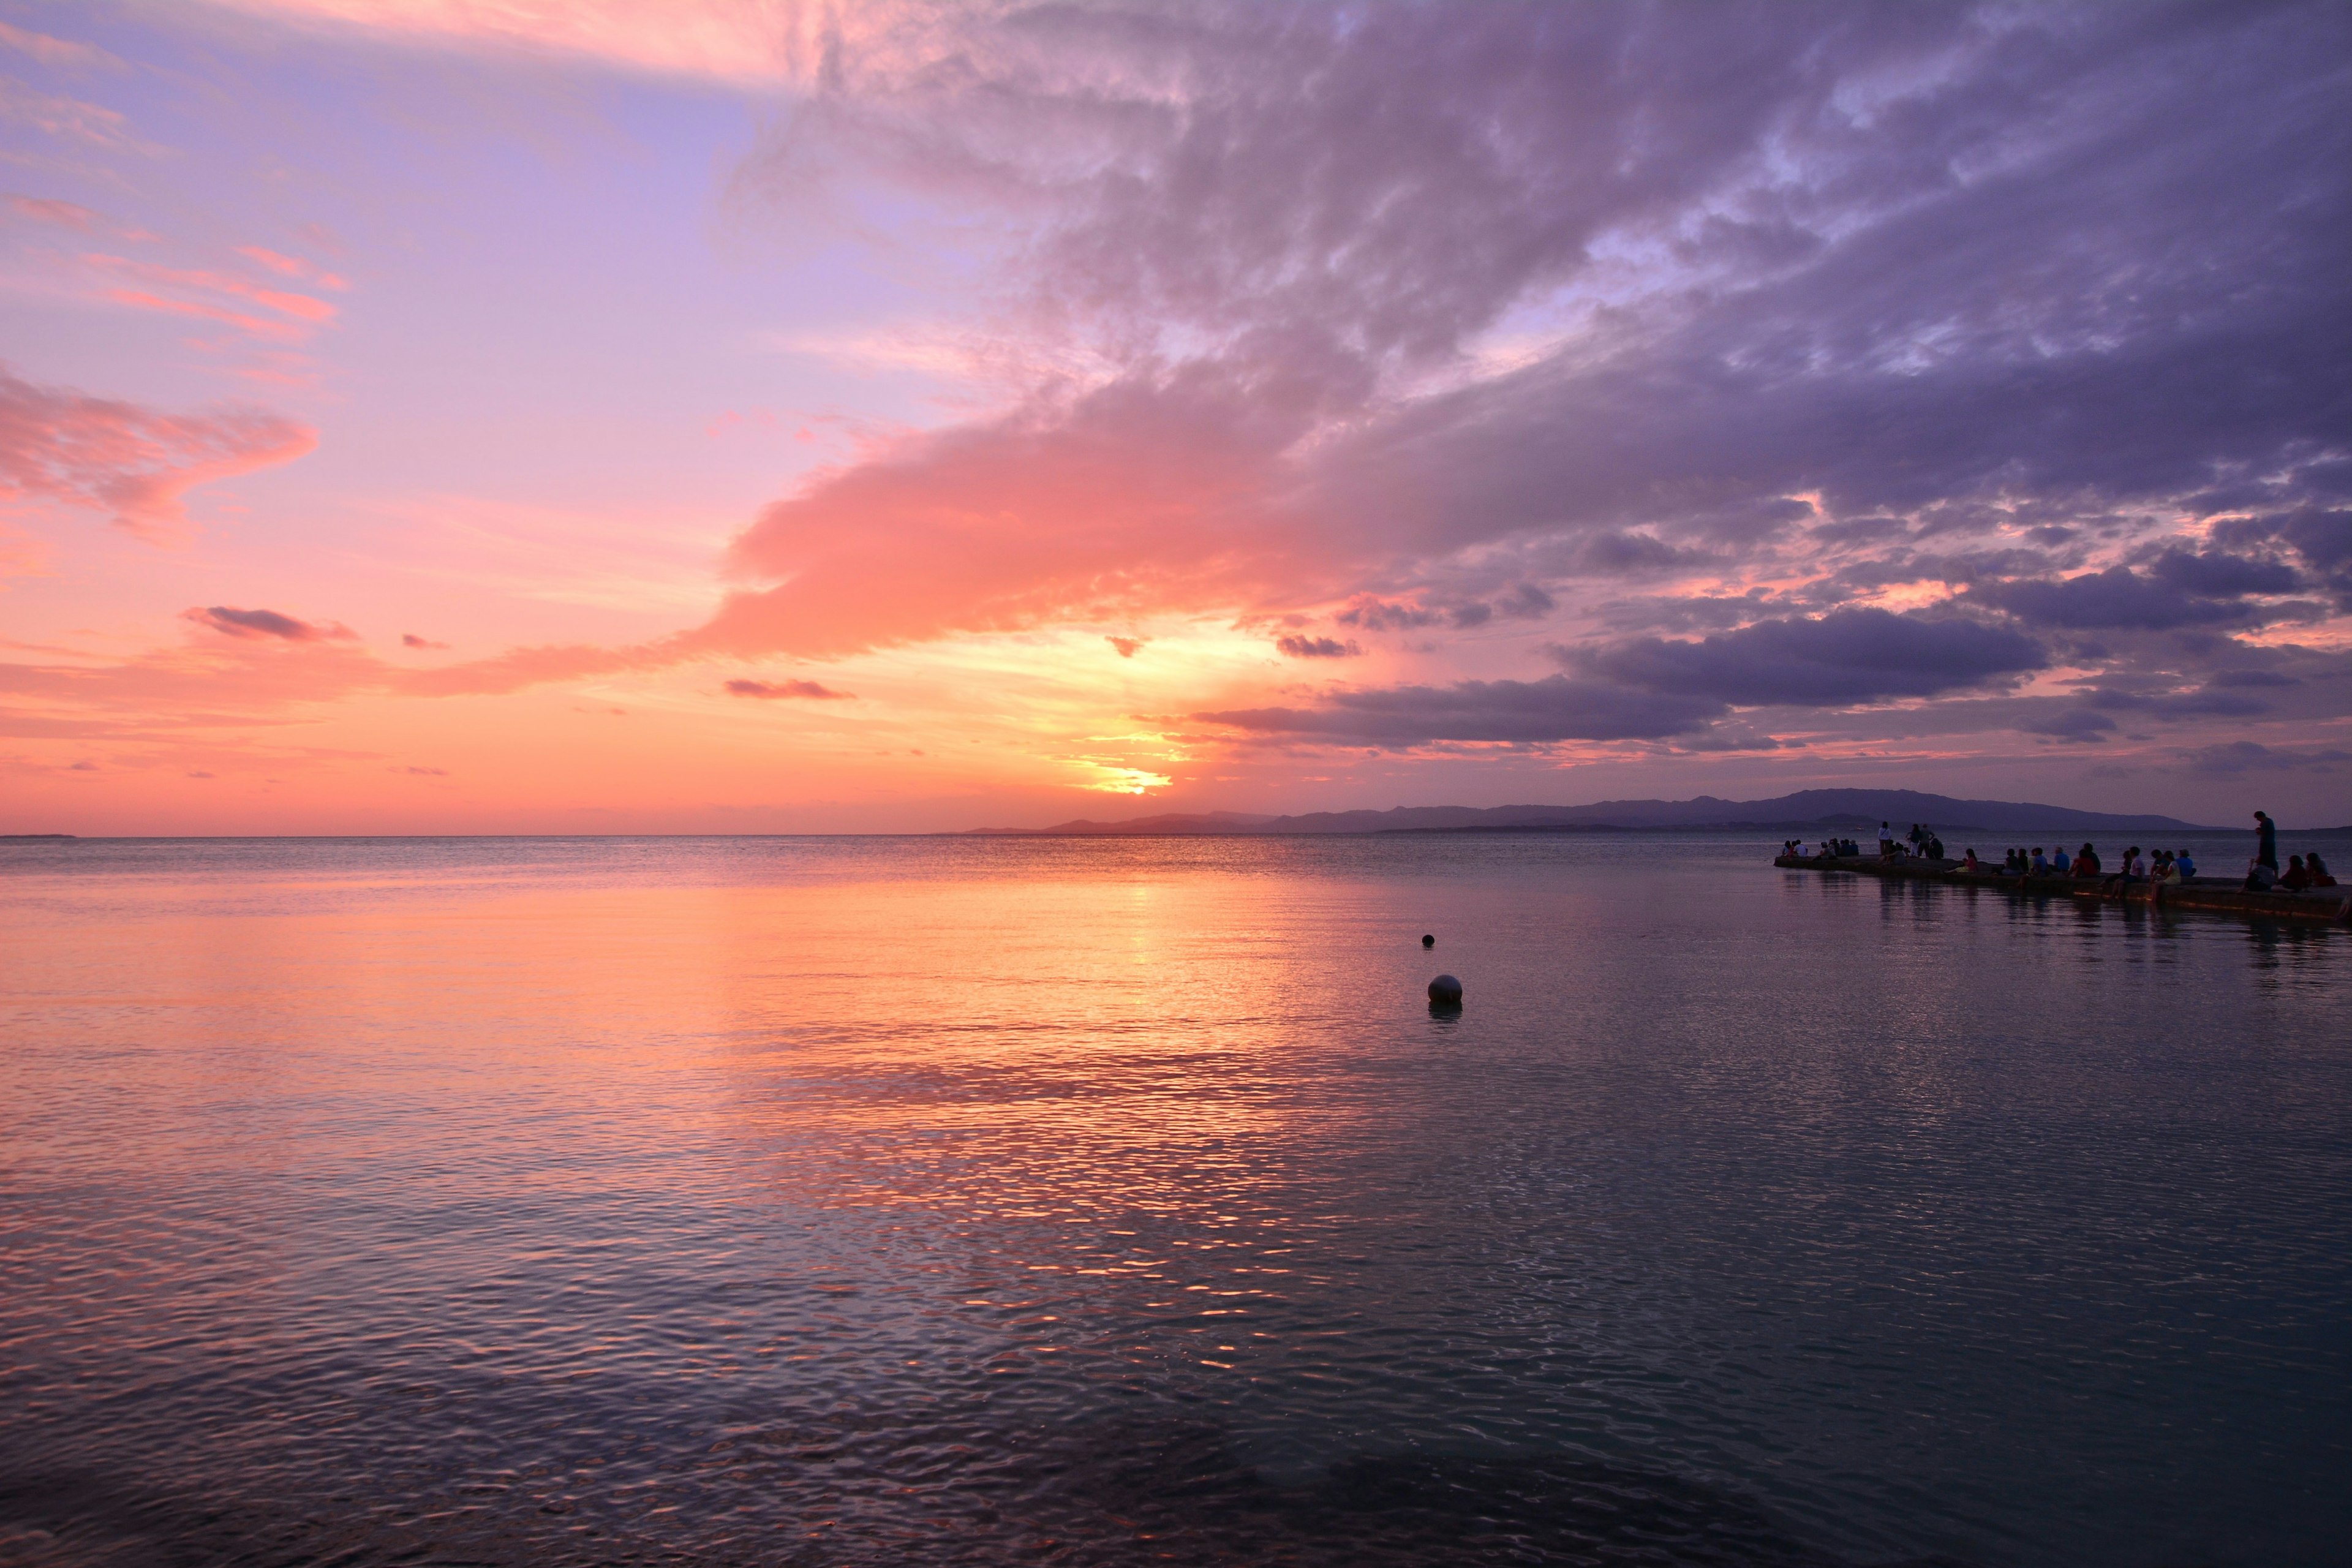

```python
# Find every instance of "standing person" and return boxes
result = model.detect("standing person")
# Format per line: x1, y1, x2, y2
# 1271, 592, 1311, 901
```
1880, 822, 1895, 856
2254, 810, 2279, 873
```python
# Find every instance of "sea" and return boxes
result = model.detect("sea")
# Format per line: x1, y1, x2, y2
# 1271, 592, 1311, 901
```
2, 832, 2345, 1567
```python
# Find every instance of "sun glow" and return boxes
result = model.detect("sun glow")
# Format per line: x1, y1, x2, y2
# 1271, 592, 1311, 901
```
1077, 763, 1175, 796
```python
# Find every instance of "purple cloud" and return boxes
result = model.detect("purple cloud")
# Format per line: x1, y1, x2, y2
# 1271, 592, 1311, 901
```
183, 605, 356, 643
726, 677, 854, 700
1575, 609, 2046, 707
1197, 676, 1722, 745
1276, 635, 1361, 659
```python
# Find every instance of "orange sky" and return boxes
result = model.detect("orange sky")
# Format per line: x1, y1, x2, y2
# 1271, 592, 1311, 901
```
5, 1, 2348, 832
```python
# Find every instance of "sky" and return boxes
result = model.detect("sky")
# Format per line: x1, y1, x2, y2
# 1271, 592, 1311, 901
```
2, 0, 2348, 834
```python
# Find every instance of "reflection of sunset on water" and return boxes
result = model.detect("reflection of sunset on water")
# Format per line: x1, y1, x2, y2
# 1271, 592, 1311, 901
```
6, 834, 2347, 1565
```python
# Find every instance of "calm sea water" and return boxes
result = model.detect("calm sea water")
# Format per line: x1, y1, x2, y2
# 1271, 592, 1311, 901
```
2, 833, 2346, 1568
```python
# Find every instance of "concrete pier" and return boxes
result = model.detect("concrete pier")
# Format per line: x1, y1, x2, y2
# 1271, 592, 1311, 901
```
1774, 852, 2352, 926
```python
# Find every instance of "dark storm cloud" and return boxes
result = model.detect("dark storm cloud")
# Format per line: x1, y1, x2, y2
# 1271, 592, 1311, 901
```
1574, 609, 2045, 706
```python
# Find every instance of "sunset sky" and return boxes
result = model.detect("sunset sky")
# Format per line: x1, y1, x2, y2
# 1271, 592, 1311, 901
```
4, 0, 2347, 833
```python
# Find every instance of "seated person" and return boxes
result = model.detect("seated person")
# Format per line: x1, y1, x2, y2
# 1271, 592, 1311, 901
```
2307, 850, 2335, 887
2029, 848, 2048, 873
1962, 848, 1980, 872
2281, 854, 2313, 891
2174, 850, 2195, 880
2245, 858, 2278, 892
2156, 853, 2183, 884
1926, 835, 1944, 860
2073, 843, 2102, 876
2049, 846, 2071, 873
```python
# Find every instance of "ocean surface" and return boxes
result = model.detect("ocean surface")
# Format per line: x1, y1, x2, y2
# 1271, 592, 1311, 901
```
2, 832, 2346, 1568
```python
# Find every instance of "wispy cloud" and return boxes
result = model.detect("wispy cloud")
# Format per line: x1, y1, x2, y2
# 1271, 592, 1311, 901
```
0, 362, 317, 540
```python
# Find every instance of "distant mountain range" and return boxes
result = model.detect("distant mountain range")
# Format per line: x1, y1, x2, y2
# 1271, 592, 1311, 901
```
970, 790, 2239, 836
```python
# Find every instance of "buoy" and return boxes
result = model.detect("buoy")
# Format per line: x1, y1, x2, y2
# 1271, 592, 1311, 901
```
1421, 933, 1435, 948
1427, 973, 1463, 1005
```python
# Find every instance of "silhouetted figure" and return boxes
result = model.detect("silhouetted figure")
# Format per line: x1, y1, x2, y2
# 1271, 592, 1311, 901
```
2255, 810, 2278, 871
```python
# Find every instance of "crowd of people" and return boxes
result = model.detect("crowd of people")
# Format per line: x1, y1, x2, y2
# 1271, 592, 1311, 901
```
1783, 810, 2339, 895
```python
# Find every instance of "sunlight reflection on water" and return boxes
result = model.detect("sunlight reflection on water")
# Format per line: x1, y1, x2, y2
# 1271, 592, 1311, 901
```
2, 834, 2347, 1566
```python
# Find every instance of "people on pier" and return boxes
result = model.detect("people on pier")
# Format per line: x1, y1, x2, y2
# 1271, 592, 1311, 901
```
2105, 846, 2144, 893
2282, 855, 2313, 891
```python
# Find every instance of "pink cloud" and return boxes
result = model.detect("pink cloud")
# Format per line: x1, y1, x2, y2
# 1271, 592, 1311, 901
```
5, 195, 99, 232
205, 1, 883, 87
0, 362, 317, 540
89, 255, 338, 326
0, 86, 146, 151
100, 288, 303, 342
0, 19, 124, 71
688, 364, 1326, 660
235, 245, 349, 290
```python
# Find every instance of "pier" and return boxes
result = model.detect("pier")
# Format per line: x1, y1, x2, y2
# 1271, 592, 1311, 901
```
1774, 852, 2352, 925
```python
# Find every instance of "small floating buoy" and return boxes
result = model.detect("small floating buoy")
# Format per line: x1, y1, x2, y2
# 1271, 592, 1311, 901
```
1421, 933, 1435, 948
1427, 973, 1463, 1005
